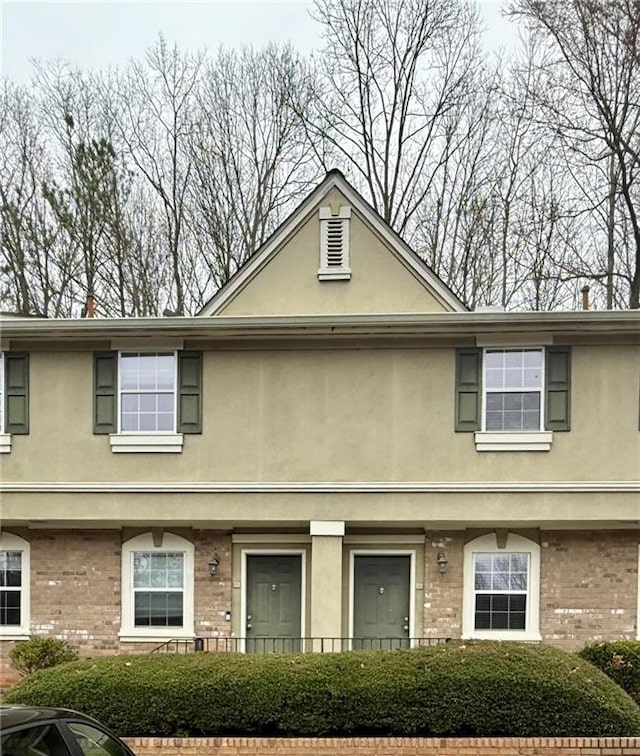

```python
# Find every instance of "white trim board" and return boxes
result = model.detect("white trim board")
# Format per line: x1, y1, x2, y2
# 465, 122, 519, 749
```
3, 480, 639, 493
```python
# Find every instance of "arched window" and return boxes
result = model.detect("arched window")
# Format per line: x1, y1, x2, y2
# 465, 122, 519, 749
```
120, 532, 194, 641
0, 532, 30, 637
463, 532, 541, 641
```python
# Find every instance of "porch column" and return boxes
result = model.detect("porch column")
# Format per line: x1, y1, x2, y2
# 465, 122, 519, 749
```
309, 520, 345, 651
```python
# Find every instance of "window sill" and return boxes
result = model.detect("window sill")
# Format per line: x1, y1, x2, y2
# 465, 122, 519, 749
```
474, 431, 552, 452
0, 631, 30, 640
318, 268, 351, 281
118, 631, 194, 643
464, 631, 542, 642
0, 433, 12, 454
109, 433, 183, 453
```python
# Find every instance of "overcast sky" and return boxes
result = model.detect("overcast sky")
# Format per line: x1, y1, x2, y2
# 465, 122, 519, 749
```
1, 1, 515, 84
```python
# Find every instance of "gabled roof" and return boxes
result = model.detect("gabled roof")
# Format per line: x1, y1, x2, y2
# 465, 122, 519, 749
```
198, 170, 467, 316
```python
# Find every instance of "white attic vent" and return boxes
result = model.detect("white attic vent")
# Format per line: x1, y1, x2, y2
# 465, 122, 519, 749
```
318, 205, 351, 280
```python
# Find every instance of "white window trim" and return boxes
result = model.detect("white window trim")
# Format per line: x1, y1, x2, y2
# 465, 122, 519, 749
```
119, 532, 194, 642
474, 431, 552, 452
0, 532, 30, 638
240, 549, 307, 654
463, 533, 541, 642
348, 549, 416, 650
0, 353, 10, 454
318, 205, 351, 280
110, 351, 183, 454
110, 433, 183, 453
476, 347, 551, 452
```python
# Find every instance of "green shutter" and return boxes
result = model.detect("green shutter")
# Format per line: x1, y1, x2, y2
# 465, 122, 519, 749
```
94, 351, 117, 434
455, 348, 481, 432
545, 346, 571, 431
5, 353, 29, 434
178, 351, 202, 434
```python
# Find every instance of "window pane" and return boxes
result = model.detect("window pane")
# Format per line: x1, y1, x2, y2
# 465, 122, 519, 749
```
0, 552, 21, 587
135, 591, 183, 627
0, 590, 21, 625
2, 724, 68, 755
475, 594, 527, 631
67, 721, 132, 756
485, 392, 541, 431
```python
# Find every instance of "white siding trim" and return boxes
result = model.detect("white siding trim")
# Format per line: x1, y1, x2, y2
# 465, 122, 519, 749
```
0, 433, 11, 454
3, 480, 638, 493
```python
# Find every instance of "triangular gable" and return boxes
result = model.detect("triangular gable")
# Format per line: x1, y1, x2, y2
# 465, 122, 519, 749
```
199, 170, 467, 317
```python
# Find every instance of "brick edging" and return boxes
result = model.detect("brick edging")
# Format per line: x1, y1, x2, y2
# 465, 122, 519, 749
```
122, 736, 640, 754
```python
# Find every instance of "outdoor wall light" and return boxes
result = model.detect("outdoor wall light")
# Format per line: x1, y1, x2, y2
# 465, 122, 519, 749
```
208, 554, 220, 576
436, 551, 449, 574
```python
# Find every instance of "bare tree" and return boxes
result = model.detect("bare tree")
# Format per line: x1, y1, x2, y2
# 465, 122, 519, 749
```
188, 44, 320, 294
510, 0, 640, 308
111, 37, 203, 314
305, 0, 484, 239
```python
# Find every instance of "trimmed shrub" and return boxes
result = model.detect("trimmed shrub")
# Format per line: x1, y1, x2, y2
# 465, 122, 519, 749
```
4, 642, 640, 737
579, 641, 640, 704
9, 637, 79, 676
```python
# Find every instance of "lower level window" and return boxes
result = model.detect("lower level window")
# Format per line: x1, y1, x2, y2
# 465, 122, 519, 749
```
133, 551, 184, 627
120, 532, 194, 640
0, 551, 22, 626
473, 553, 528, 630
463, 533, 540, 641
0, 533, 29, 636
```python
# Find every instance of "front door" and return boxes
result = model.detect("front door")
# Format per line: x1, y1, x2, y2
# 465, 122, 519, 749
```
353, 555, 411, 650
246, 554, 302, 653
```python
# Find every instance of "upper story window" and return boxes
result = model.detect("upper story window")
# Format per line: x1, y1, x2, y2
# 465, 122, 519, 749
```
94, 350, 202, 453
455, 345, 570, 451
0, 532, 30, 638
0, 352, 30, 454
483, 349, 543, 431
119, 352, 176, 433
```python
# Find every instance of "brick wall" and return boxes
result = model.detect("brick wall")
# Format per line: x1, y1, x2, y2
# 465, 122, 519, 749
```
540, 530, 637, 650
0, 528, 233, 691
122, 737, 640, 755
424, 531, 464, 639
1, 527, 637, 691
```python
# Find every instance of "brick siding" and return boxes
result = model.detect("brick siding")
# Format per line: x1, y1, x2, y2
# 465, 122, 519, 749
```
1, 528, 637, 691
122, 737, 640, 755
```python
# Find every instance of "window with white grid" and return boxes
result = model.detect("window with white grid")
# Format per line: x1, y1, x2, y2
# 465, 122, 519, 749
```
120, 532, 194, 640
0, 551, 22, 627
473, 552, 528, 631
0, 533, 30, 636
133, 551, 184, 627
463, 533, 540, 641
483, 349, 543, 431
119, 352, 176, 432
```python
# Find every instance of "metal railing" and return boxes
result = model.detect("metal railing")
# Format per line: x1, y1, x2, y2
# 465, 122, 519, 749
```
150, 636, 451, 654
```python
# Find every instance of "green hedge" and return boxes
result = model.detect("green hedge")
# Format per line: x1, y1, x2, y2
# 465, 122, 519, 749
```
579, 641, 640, 704
5, 642, 640, 737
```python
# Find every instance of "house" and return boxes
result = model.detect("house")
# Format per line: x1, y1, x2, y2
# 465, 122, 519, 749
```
1, 170, 639, 688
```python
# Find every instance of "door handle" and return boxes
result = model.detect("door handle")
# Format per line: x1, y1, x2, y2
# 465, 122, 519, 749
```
246, 623, 252, 630
403, 625, 409, 631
